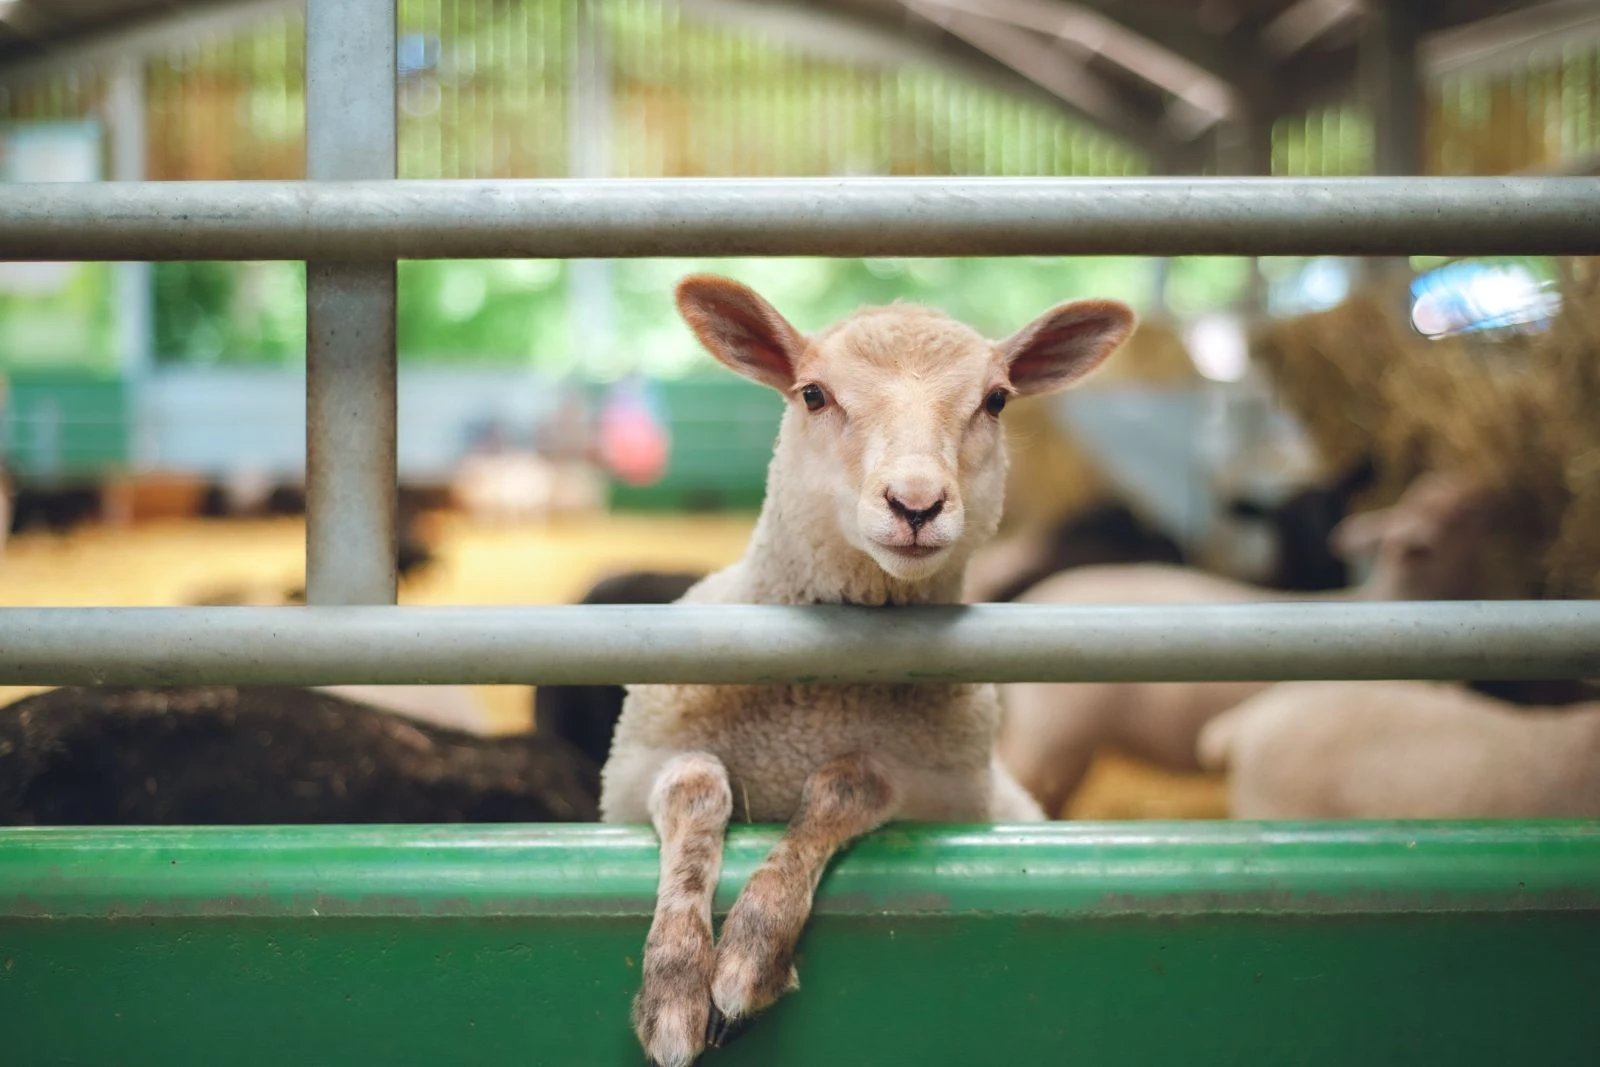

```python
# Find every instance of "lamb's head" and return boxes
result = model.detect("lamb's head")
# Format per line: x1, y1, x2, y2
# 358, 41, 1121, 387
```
676, 274, 1134, 586
1330, 470, 1501, 600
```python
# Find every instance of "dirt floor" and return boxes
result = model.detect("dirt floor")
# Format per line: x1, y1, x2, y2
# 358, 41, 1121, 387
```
0, 511, 1227, 820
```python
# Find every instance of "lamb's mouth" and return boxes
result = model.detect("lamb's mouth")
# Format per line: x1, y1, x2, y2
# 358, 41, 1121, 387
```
876, 542, 946, 561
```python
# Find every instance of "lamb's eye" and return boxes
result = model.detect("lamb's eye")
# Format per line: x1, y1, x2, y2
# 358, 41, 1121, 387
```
801, 384, 828, 412
983, 389, 1009, 416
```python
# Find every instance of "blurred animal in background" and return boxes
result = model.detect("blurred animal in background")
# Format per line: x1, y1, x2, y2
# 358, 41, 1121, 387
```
0, 685, 599, 826
450, 418, 606, 523
1198, 680, 1600, 819
451, 451, 604, 523
533, 569, 706, 766
996, 468, 1506, 817
8, 484, 104, 538
0, 466, 10, 557
1224, 453, 1377, 592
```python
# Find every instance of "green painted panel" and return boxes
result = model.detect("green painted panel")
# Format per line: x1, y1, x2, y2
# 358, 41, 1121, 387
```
606, 377, 781, 512
1, 823, 1598, 1065
0, 370, 131, 483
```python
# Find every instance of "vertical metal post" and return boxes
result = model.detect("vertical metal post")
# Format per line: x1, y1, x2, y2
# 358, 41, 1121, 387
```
107, 57, 153, 382
1362, 1, 1422, 178
106, 56, 156, 483
1211, 109, 1274, 314
1359, 0, 1422, 288
566, 0, 617, 367
304, 0, 398, 604
1147, 135, 1211, 321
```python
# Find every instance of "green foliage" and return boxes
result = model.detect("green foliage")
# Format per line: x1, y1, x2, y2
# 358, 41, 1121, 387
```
396, 260, 571, 366
0, 263, 116, 372
143, 255, 1175, 376
605, 256, 1159, 380
152, 262, 306, 366
1164, 258, 1255, 317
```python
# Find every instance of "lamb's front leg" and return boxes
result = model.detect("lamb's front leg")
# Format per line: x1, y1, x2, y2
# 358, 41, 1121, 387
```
706, 751, 899, 1045
634, 752, 733, 1067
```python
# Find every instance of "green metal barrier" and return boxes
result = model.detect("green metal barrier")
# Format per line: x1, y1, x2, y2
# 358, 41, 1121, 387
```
2, 821, 1597, 1065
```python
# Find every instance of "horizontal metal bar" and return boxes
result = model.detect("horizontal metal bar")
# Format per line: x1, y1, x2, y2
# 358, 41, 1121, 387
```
0, 602, 1595, 686
0, 177, 1597, 260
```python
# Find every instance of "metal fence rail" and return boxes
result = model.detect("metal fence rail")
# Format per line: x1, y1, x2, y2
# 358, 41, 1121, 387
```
1, 177, 1598, 260
1, 602, 1596, 686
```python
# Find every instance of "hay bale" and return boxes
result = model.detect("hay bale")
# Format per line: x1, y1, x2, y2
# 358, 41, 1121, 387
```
1253, 258, 1600, 599
1384, 259, 1600, 598
1250, 292, 1404, 485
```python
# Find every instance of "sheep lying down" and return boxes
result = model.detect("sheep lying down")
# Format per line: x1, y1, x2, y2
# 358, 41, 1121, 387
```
1198, 680, 1600, 820
602, 274, 1135, 1067
995, 467, 1506, 817
0, 685, 599, 826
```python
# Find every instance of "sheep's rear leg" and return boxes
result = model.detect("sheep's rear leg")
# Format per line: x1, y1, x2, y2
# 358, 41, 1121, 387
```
633, 752, 733, 1067
706, 751, 898, 1045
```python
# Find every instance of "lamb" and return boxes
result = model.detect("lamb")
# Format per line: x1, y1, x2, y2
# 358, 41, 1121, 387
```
995, 468, 1500, 817
600, 274, 1134, 1067
1195, 680, 1600, 818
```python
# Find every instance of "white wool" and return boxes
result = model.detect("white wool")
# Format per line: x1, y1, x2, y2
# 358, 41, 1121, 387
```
1196, 680, 1600, 819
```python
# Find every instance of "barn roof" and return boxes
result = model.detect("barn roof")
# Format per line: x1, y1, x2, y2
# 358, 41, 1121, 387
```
1, 0, 1592, 163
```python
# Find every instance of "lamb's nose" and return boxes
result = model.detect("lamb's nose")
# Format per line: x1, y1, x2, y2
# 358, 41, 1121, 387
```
887, 494, 944, 533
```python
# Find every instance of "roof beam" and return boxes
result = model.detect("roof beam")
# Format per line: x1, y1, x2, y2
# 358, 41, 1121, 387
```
677, 0, 1156, 155
1262, 0, 1365, 59
1062, 0, 1266, 94
910, 0, 1239, 138
1274, 0, 1600, 117
1423, 0, 1600, 79
0, 0, 296, 88
903, 0, 1173, 155
0, 1, 68, 43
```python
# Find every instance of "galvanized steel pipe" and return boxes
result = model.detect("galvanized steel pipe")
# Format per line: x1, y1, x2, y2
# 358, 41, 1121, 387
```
302, 0, 398, 606
0, 177, 1596, 260
0, 602, 1595, 686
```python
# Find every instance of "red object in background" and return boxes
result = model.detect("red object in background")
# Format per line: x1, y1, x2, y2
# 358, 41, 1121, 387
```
599, 378, 670, 487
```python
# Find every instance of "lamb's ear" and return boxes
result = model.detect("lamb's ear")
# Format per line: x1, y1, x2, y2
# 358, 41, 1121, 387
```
999, 298, 1135, 396
675, 274, 805, 391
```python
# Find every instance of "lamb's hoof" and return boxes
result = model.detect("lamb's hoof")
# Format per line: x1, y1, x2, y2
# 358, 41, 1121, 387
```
634, 982, 709, 1067
705, 1004, 747, 1049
